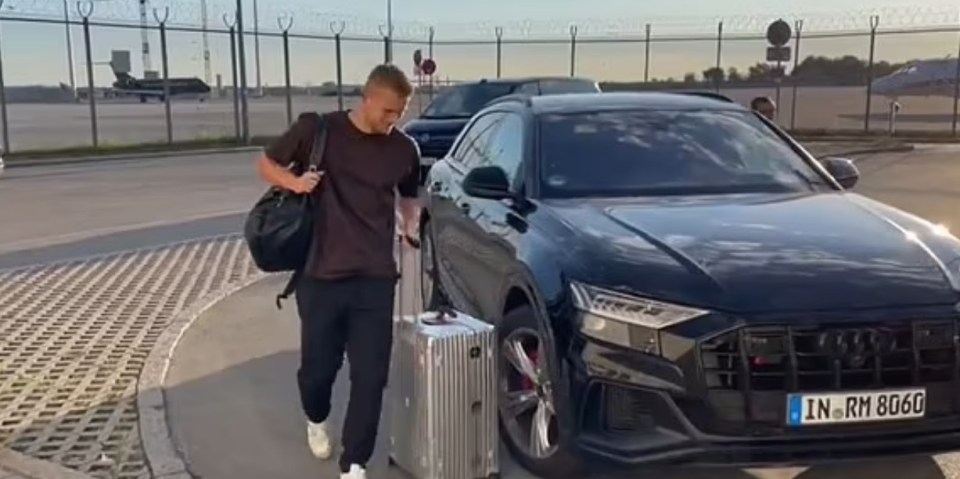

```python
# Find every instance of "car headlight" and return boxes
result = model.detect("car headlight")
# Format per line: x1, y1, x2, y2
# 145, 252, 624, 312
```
570, 282, 709, 354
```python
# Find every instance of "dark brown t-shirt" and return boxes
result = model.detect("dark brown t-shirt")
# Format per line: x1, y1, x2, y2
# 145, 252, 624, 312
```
265, 111, 420, 280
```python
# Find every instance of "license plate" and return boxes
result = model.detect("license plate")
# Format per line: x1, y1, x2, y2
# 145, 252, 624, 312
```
786, 388, 926, 426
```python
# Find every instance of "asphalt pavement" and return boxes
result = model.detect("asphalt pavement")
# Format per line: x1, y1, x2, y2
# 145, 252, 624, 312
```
3, 145, 960, 479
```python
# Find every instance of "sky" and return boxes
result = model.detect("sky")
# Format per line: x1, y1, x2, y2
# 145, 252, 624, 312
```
0, 0, 958, 88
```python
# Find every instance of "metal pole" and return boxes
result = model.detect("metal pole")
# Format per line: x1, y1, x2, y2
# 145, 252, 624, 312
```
715, 21, 723, 93
155, 8, 172, 144
62, 0, 77, 97
253, 0, 261, 96
644, 23, 651, 83
79, 3, 98, 148
495, 27, 503, 78
865, 15, 880, 133
428, 27, 435, 101
775, 59, 783, 122
0, 6, 9, 153
235, 0, 249, 144
331, 22, 345, 111
387, 0, 393, 62
569, 25, 578, 77
227, 21, 240, 141
790, 20, 803, 130
953, 23, 960, 136
279, 16, 293, 125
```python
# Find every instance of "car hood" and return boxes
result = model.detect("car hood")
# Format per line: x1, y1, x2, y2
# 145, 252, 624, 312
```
543, 192, 960, 313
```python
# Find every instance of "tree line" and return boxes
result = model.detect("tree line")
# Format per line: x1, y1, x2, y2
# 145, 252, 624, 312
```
602, 55, 911, 90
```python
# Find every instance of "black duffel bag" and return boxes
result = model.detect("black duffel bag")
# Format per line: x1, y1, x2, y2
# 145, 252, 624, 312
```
244, 113, 328, 307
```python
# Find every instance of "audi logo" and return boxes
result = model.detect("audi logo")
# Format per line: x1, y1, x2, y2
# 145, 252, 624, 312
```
816, 328, 898, 357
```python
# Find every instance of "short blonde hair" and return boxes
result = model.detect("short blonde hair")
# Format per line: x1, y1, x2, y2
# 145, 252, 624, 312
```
364, 64, 413, 97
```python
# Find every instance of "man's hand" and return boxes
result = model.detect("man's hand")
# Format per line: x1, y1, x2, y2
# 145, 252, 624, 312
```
288, 171, 323, 194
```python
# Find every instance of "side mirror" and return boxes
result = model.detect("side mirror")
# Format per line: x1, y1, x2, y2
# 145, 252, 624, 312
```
821, 157, 860, 189
463, 166, 513, 200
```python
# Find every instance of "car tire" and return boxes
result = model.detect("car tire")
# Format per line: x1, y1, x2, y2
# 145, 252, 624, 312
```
498, 304, 586, 479
419, 219, 448, 311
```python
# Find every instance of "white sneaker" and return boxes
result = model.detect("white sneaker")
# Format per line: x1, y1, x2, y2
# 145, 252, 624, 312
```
306, 420, 332, 459
341, 464, 367, 478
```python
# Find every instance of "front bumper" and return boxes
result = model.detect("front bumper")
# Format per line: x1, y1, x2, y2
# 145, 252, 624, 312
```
570, 316, 960, 470
575, 380, 960, 470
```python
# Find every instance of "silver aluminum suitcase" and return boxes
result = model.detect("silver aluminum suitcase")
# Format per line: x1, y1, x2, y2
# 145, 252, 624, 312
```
388, 238, 499, 479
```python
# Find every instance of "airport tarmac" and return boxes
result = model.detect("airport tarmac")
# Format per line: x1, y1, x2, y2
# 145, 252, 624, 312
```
1, 85, 957, 152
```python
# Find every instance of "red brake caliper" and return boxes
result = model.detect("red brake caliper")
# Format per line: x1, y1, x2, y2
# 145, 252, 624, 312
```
521, 348, 539, 391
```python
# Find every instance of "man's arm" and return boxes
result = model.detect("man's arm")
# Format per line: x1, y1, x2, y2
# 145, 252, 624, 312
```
257, 114, 321, 194
397, 143, 422, 243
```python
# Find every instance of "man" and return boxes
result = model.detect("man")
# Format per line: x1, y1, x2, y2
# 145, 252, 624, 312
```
256, 64, 420, 479
750, 96, 777, 121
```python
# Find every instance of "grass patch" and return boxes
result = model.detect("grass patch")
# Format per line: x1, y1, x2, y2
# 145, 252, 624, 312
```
4, 128, 957, 164
5, 136, 277, 162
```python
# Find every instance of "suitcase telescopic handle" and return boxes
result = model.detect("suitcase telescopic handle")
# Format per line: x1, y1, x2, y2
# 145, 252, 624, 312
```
396, 234, 450, 327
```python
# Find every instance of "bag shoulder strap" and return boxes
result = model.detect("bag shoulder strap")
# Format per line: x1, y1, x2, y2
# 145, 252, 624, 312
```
305, 111, 329, 172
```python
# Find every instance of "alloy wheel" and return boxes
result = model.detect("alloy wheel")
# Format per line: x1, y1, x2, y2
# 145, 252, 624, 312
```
500, 328, 559, 459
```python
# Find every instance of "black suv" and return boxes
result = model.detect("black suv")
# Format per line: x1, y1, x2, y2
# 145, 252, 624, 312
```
420, 91, 960, 477
402, 77, 600, 181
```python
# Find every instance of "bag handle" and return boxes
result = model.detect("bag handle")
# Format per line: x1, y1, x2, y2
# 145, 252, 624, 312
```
396, 234, 452, 326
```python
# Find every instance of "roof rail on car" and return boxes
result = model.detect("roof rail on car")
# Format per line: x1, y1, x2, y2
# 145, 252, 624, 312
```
484, 93, 533, 108
676, 91, 736, 103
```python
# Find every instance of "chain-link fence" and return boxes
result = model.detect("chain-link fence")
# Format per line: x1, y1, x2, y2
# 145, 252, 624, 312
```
0, 2, 958, 153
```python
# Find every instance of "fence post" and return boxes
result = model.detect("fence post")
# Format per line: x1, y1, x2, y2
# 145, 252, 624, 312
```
0, 1, 9, 154
78, 1, 98, 147
154, 7, 172, 144
864, 15, 880, 133
644, 23, 651, 83
330, 21, 345, 111
952, 22, 960, 136
790, 20, 803, 130
224, 14, 240, 142
495, 26, 503, 79
428, 27, 435, 100
569, 25, 578, 77
278, 15, 293, 125
714, 21, 723, 93
380, 25, 391, 64
235, 2, 250, 145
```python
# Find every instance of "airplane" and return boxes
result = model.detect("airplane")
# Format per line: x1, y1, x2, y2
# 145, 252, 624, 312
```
104, 61, 212, 103
871, 57, 960, 99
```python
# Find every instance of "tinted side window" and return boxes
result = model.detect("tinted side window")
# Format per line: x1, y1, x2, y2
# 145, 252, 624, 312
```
422, 83, 516, 118
484, 113, 525, 185
455, 113, 504, 169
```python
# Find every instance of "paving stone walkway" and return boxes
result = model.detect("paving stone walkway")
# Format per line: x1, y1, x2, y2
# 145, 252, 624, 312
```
0, 235, 263, 478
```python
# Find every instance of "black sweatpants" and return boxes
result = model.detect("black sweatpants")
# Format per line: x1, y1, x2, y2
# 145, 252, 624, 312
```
295, 275, 395, 472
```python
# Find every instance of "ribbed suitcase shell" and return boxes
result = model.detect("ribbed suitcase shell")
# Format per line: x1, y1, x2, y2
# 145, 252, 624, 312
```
388, 310, 500, 479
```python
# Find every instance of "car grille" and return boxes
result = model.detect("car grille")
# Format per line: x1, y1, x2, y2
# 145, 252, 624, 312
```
701, 320, 960, 393
692, 320, 960, 434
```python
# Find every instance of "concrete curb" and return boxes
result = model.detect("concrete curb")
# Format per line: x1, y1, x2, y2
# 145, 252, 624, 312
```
0, 448, 95, 479
137, 272, 271, 479
831, 143, 916, 157
6, 146, 263, 169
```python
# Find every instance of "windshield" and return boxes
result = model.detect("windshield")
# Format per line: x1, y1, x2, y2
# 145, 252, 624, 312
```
421, 83, 518, 118
538, 109, 831, 198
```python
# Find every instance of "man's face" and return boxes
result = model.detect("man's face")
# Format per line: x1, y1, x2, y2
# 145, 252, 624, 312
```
361, 85, 410, 134
756, 101, 776, 121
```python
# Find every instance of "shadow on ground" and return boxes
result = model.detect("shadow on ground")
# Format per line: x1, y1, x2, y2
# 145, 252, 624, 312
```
161, 276, 949, 479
